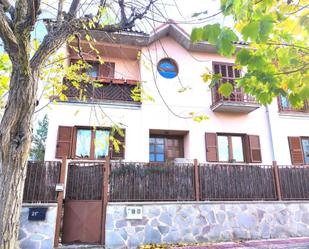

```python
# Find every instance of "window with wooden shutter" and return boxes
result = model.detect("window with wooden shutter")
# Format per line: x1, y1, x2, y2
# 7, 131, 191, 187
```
149, 135, 184, 162
111, 129, 125, 160
247, 135, 262, 163
56, 126, 74, 159
205, 133, 218, 162
288, 137, 304, 165
99, 62, 115, 78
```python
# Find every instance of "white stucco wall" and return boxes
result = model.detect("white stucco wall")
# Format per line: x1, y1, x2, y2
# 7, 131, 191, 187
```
267, 98, 309, 165
45, 36, 309, 165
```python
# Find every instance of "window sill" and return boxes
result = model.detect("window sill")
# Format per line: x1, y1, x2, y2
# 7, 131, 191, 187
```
56, 99, 142, 109
278, 111, 309, 119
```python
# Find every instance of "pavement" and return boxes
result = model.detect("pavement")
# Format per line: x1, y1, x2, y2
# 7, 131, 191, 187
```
171, 237, 309, 249
57, 237, 309, 249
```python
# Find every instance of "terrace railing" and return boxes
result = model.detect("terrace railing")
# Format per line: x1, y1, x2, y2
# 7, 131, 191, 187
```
61, 78, 140, 103
211, 84, 257, 105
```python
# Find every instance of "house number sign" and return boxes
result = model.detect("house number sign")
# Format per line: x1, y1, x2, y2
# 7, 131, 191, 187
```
28, 208, 47, 221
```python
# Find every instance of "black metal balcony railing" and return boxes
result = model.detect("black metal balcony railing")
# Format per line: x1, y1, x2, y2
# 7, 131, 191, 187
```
211, 84, 257, 105
61, 78, 140, 103
278, 97, 309, 113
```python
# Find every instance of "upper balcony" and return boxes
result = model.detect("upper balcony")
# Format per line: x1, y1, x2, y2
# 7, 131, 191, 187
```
62, 77, 140, 104
278, 96, 309, 115
210, 62, 260, 114
210, 84, 260, 113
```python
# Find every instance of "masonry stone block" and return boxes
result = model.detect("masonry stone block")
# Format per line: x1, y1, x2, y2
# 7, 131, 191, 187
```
238, 213, 257, 229
19, 205, 57, 249
106, 231, 125, 248
159, 212, 172, 226
144, 225, 161, 244
106, 202, 309, 249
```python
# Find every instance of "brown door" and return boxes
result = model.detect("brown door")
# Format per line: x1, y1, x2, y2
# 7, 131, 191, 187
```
62, 162, 104, 244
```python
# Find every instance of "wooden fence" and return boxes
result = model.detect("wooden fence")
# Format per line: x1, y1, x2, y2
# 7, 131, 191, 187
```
279, 165, 309, 200
199, 164, 277, 201
23, 160, 309, 203
109, 162, 309, 202
23, 161, 61, 203
109, 162, 195, 201
65, 161, 104, 200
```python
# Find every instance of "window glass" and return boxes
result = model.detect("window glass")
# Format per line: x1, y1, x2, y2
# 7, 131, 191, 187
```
87, 63, 99, 78
281, 96, 289, 108
156, 154, 165, 162
302, 138, 309, 164
95, 130, 110, 158
149, 144, 155, 153
156, 138, 164, 144
218, 136, 229, 161
156, 144, 164, 153
232, 136, 244, 162
76, 129, 91, 158
149, 154, 155, 162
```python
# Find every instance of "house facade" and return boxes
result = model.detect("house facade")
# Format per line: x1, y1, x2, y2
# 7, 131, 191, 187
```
44, 21, 309, 166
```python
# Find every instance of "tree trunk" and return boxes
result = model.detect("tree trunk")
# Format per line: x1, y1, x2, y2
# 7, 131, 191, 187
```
0, 67, 38, 249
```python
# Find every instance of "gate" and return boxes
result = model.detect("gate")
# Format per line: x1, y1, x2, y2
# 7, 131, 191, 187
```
61, 160, 109, 244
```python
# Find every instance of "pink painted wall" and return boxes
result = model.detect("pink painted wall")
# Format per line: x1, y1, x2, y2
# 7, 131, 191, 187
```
45, 35, 309, 165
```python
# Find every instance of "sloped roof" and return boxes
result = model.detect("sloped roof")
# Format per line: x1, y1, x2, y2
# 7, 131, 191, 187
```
88, 20, 240, 53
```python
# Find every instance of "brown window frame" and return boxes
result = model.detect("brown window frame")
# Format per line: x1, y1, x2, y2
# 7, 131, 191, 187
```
278, 96, 309, 113
301, 136, 309, 164
72, 126, 110, 160
217, 133, 246, 163
70, 59, 115, 79
149, 135, 184, 162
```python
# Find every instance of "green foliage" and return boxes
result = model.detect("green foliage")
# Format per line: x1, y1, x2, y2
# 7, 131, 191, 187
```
219, 83, 234, 97
191, 0, 309, 105
0, 53, 11, 115
30, 115, 49, 160
192, 25, 238, 56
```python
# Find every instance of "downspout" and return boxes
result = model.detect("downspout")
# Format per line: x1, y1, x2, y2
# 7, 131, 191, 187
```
265, 105, 276, 162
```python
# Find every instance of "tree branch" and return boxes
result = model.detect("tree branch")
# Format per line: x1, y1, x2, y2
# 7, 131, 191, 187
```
118, 0, 127, 25
57, 0, 64, 23
0, 0, 15, 19
30, 20, 80, 69
0, 5, 18, 60
266, 42, 309, 51
125, 0, 156, 29
68, 0, 81, 18
274, 62, 309, 75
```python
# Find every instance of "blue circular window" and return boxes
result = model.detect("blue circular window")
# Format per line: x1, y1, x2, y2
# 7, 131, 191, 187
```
157, 58, 178, 79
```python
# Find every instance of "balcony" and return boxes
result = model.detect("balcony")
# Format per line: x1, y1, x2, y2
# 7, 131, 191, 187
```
61, 78, 141, 104
278, 96, 309, 114
211, 84, 260, 113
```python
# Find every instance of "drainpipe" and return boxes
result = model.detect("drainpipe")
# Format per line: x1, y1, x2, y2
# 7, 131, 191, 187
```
265, 105, 276, 162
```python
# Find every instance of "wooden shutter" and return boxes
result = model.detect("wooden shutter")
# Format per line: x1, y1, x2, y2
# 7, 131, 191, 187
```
99, 62, 115, 78
288, 137, 304, 165
166, 137, 184, 160
111, 129, 125, 159
246, 135, 262, 163
205, 133, 218, 162
56, 126, 74, 159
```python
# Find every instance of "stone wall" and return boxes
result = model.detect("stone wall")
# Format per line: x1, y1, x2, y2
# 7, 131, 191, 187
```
106, 201, 309, 248
19, 203, 57, 249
